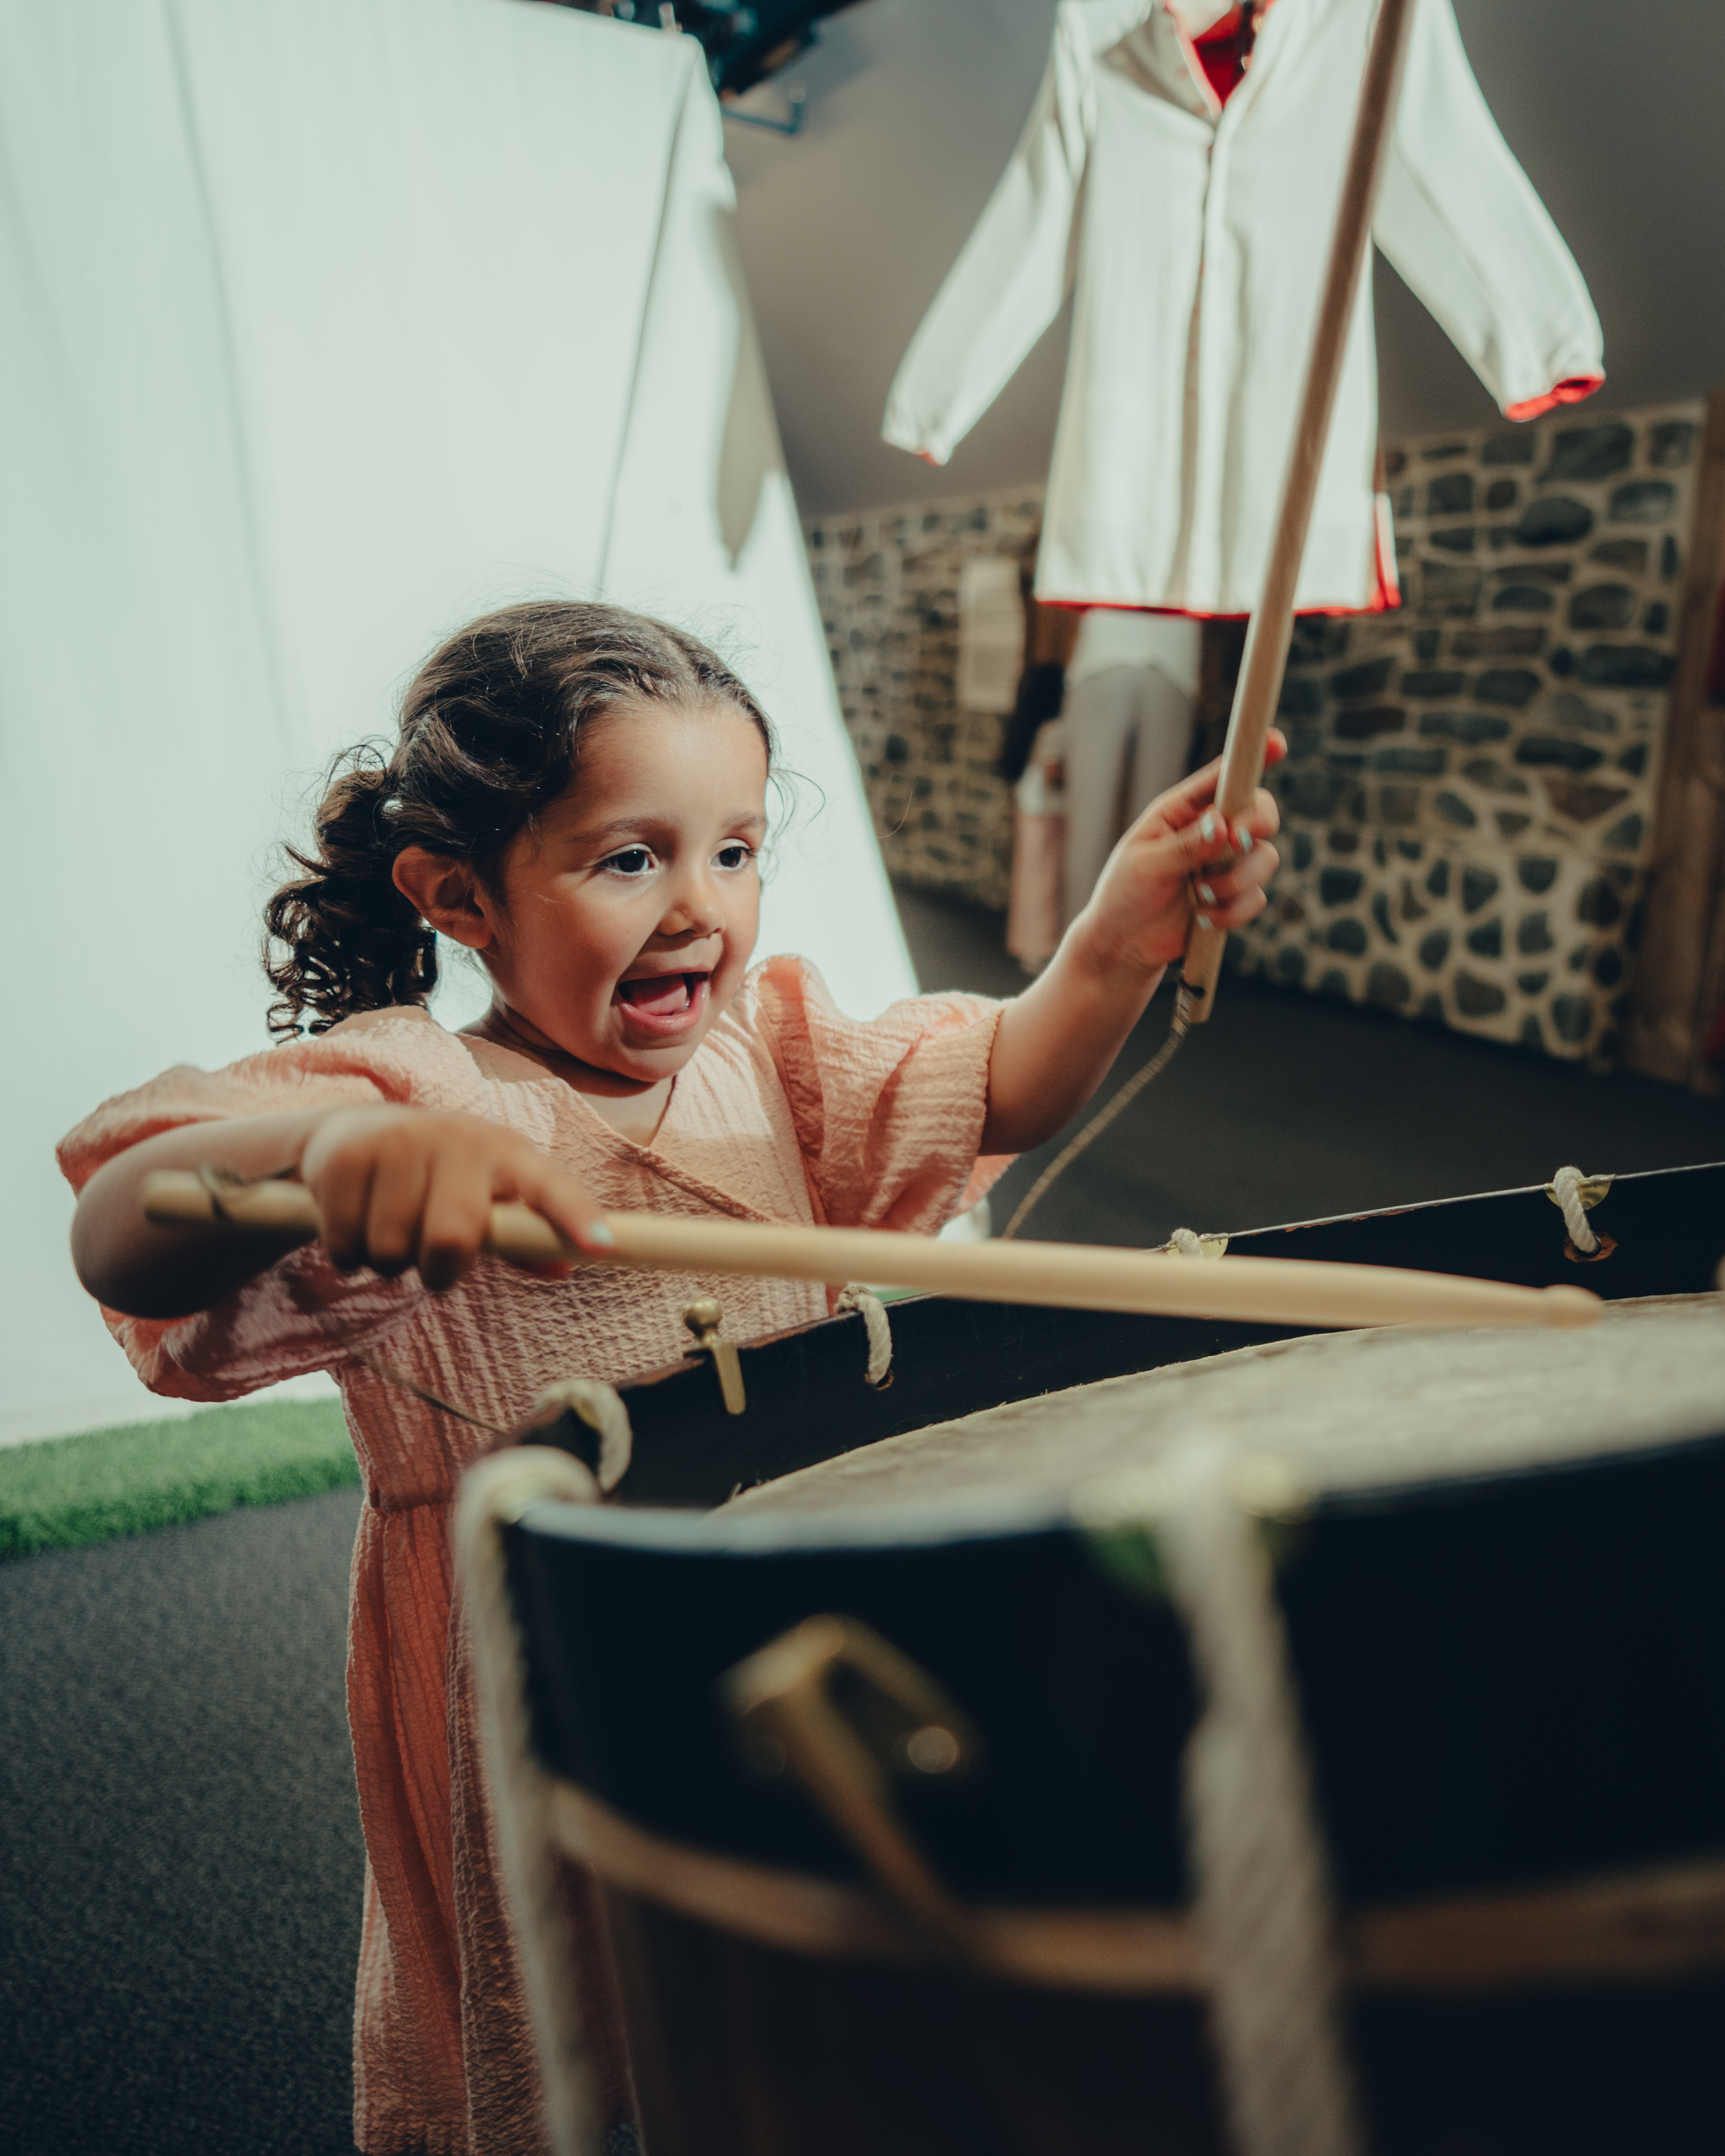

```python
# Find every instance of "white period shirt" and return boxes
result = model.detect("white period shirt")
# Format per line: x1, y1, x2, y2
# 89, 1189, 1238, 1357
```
882, 0, 1604, 616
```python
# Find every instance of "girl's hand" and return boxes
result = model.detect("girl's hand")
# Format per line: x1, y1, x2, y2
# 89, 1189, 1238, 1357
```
1076, 732, 1285, 976
298, 1106, 612, 1292
982, 734, 1284, 1154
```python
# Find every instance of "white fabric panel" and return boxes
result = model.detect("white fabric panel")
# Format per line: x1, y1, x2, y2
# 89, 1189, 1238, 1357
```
593, 57, 912, 1026
0, 0, 910, 1442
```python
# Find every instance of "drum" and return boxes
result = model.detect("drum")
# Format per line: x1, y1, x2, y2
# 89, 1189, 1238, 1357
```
467, 1166, 1725, 2156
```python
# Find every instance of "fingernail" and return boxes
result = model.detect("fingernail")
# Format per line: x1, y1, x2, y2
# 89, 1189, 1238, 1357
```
1200, 811, 1216, 843
1233, 822, 1255, 853
1198, 882, 1216, 904
585, 1222, 616, 1248
1196, 912, 1212, 931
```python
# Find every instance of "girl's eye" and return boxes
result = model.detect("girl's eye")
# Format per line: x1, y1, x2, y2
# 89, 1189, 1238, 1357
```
604, 847, 653, 876
715, 842, 756, 871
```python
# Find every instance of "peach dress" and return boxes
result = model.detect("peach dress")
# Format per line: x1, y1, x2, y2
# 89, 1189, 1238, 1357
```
59, 956, 1008, 2156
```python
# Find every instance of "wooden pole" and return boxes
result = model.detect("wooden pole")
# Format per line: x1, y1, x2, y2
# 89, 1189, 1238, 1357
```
1179, 0, 1416, 1025
141, 1170, 1600, 1334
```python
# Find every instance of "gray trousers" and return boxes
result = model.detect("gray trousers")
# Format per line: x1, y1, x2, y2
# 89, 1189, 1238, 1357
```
1062, 664, 1195, 926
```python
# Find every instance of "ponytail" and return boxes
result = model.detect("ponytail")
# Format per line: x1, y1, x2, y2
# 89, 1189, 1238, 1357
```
262, 600, 774, 1038
263, 754, 438, 1038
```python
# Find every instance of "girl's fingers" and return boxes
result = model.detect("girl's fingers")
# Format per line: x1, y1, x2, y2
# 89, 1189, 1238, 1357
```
1200, 884, 1271, 932
1149, 757, 1224, 831
365, 1142, 434, 1279
1178, 808, 1246, 869
304, 1111, 612, 1288
1142, 731, 1287, 832
416, 1154, 496, 1293
1192, 842, 1280, 909
1175, 784, 1282, 868
316, 1142, 379, 1272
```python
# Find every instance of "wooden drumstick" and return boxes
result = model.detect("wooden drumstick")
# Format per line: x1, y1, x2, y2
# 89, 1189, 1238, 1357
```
141, 1169, 1601, 1334
1179, 0, 1415, 1027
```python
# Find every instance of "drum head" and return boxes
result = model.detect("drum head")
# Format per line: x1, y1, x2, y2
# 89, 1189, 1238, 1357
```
726, 1294, 1725, 1520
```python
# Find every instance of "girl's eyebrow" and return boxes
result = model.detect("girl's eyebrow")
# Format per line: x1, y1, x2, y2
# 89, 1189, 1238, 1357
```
573, 816, 658, 846
568, 808, 768, 848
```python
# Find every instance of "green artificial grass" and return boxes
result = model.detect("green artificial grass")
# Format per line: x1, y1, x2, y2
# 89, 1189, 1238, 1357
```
0, 1397, 359, 1562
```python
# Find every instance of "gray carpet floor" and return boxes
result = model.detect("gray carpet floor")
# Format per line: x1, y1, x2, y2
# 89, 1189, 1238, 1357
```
1, 1489, 365, 2155
3, 890, 1720, 2154
894, 889, 1725, 1245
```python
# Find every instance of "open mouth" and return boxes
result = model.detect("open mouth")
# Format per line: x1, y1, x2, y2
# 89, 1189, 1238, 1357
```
614, 970, 711, 1032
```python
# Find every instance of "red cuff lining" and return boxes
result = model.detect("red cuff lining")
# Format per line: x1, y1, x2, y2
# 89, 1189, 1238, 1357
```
1041, 595, 1401, 622
1039, 505, 1402, 624
1503, 375, 1605, 423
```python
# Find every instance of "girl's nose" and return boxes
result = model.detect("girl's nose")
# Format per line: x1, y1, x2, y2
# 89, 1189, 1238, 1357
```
660, 872, 722, 940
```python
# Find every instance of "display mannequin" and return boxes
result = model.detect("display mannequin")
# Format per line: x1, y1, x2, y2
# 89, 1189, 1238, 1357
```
1062, 610, 1201, 924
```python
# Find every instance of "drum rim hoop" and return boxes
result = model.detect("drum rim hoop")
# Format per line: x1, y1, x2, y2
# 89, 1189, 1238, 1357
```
516, 1415, 1725, 1553
522, 1296, 1725, 1547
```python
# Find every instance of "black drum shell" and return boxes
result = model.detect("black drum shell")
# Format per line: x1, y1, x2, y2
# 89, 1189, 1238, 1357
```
505, 1162, 1725, 1905
497, 1165, 1725, 2151
506, 1428, 1725, 1909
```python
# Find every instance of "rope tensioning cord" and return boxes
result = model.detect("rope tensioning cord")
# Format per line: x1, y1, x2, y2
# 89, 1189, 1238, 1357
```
1000, 986, 1196, 1243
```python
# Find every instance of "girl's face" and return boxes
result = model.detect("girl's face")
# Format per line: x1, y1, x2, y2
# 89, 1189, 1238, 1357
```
478, 696, 769, 1086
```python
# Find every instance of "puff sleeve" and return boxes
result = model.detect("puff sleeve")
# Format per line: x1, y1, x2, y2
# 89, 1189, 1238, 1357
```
746, 957, 1014, 1234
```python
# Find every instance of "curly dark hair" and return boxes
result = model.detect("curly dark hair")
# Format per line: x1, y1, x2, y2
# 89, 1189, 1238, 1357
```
263, 600, 775, 1038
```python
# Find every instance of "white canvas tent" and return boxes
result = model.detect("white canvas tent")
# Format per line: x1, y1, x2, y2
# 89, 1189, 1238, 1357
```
0, 0, 914, 1443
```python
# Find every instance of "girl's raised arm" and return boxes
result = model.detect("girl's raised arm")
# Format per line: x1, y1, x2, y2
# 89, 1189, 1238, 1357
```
982, 744, 1283, 1155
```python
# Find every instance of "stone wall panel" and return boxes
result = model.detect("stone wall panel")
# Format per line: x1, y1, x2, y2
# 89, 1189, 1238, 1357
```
1231, 402, 1701, 1066
804, 491, 1043, 909
806, 401, 1700, 1065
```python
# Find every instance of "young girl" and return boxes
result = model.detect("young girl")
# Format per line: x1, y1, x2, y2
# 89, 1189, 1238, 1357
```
62, 601, 1280, 2156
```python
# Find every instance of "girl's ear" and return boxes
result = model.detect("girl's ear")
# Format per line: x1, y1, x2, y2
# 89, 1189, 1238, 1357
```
392, 848, 497, 951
